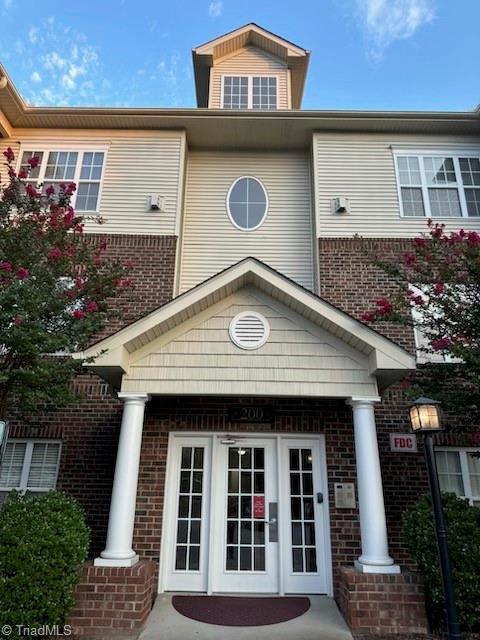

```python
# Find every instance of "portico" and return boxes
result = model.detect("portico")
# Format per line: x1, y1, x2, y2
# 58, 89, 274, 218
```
78, 257, 414, 585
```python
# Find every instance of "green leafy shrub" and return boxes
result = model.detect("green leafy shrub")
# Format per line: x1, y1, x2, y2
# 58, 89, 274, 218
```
0, 491, 90, 636
402, 492, 480, 632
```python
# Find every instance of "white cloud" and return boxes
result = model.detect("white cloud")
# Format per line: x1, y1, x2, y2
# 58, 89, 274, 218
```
208, 0, 223, 17
0, 17, 106, 106
28, 27, 38, 44
354, 0, 435, 60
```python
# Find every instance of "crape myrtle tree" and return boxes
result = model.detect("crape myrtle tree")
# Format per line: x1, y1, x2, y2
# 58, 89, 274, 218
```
361, 220, 480, 429
0, 147, 131, 418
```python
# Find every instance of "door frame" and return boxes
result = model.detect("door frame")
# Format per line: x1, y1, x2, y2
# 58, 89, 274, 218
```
158, 431, 333, 596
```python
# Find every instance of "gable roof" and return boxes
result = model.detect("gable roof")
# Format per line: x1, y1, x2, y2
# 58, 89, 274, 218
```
76, 257, 415, 393
192, 23, 310, 108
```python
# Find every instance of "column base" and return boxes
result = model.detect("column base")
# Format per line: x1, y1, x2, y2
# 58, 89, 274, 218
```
354, 559, 401, 574
94, 554, 139, 567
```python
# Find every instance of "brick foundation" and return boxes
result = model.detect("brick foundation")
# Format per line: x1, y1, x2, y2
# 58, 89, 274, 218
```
68, 560, 157, 638
336, 567, 428, 636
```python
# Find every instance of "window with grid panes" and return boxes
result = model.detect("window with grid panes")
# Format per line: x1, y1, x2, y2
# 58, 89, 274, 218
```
252, 77, 277, 109
222, 76, 278, 109
435, 449, 480, 507
0, 440, 61, 504
395, 153, 480, 218
18, 149, 105, 211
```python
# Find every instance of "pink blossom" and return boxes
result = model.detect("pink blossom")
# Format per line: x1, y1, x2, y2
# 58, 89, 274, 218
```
25, 183, 40, 198
433, 282, 445, 295
14, 315, 23, 327
414, 237, 428, 248
72, 309, 86, 320
3, 147, 15, 163
46, 185, 55, 196
8, 167, 16, 179
48, 247, 63, 261
28, 155, 40, 169
86, 300, 99, 313
375, 298, 393, 315
467, 231, 480, 246
74, 277, 85, 290
0, 261, 13, 272
431, 338, 451, 351
16, 267, 29, 280
361, 311, 375, 323
18, 169, 28, 179
403, 252, 416, 266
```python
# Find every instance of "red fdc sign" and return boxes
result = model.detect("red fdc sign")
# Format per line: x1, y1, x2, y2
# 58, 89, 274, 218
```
253, 495, 265, 519
389, 433, 418, 453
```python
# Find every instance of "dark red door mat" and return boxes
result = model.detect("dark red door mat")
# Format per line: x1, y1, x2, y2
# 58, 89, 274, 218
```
171, 595, 310, 626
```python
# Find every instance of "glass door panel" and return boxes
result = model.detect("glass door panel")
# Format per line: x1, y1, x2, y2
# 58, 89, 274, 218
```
212, 438, 278, 593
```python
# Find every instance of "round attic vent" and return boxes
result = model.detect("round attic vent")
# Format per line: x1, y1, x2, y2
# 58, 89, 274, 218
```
229, 311, 270, 350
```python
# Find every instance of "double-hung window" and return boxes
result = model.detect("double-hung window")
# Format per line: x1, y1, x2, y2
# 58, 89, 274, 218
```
435, 448, 480, 507
222, 76, 278, 110
0, 440, 61, 504
395, 152, 480, 218
18, 148, 106, 212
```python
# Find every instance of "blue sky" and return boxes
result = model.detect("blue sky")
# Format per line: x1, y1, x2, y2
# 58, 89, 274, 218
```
0, 0, 478, 111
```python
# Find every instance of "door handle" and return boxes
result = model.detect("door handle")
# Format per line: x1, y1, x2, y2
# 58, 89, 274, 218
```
265, 518, 277, 525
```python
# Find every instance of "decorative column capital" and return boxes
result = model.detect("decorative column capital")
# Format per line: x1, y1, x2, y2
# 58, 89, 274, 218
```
117, 392, 151, 405
346, 397, 381, 409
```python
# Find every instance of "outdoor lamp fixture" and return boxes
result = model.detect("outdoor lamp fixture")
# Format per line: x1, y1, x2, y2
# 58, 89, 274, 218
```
408, 398, 461, 640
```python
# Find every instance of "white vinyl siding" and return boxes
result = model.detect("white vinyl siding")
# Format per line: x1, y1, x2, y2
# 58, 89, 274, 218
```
122, 292, 379, 398
0, 440, 61, 503
4, 131, 186, 235
179, 151, 314, 293
313, 133, 480, 237
210, 47, 289, 109
436, 448, 480, 507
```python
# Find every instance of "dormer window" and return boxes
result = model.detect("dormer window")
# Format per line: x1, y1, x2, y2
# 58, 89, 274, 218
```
222, 76, 278, 110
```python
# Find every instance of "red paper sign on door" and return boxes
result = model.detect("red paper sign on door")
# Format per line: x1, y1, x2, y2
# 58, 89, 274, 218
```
253, 495, 265, 519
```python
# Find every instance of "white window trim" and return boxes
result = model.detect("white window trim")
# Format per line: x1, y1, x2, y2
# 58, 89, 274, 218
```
435, 447, 480, 506
220, 74, 280, 110
226, 176, 269, 232
393, 148, 480, 219
16, 144, 109, 213
0, 439, 62, 492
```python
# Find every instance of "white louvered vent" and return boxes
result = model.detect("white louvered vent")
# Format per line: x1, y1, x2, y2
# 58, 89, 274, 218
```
229, 311, 270, 350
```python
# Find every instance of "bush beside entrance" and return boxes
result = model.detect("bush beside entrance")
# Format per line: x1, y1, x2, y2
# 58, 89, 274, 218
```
402, 492, 480, 633
0, 491, 90, 637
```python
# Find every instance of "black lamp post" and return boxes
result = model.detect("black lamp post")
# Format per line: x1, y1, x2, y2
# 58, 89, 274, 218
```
409, 397, 462, 640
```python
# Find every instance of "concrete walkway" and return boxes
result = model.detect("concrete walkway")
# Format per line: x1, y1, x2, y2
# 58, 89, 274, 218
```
139, 594, 353, 640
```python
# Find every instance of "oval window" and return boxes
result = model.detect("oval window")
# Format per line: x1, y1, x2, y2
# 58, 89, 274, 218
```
227, 177, 268, 231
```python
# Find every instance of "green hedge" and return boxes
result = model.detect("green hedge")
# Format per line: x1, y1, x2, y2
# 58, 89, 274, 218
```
402, 492, 480, 632
0, 491, 90, 637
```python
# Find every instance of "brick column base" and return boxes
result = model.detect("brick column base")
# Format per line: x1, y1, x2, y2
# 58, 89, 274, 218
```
68, 560, 157, 638
336, 567, 429, 636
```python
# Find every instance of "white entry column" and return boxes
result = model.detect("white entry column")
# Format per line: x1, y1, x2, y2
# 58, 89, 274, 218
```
348, 398, 400, 574
95, 392, 150, 567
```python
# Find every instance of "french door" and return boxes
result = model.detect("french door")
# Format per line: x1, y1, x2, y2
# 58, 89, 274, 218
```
161, 434, 331, 595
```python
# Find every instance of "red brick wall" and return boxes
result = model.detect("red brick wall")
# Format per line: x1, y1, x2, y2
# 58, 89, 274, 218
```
87, 233, 177, 339
68, 560, 156, 638
318, 237, 416, 352
336, 567, 428, 636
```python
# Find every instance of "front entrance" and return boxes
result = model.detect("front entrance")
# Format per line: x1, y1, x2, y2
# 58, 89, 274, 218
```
160, 434, 332, 595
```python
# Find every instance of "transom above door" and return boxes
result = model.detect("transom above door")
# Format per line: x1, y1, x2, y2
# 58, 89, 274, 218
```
160, 433, 332, 595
